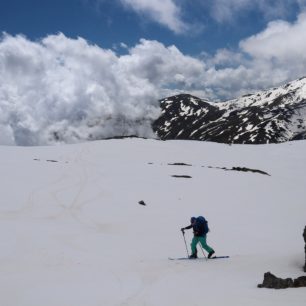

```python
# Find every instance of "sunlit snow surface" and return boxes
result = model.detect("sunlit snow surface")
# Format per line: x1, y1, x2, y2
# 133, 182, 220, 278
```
0, 139, 305, 305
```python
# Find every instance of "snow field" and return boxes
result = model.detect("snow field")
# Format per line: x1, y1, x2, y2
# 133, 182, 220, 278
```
0, 139, 305, 306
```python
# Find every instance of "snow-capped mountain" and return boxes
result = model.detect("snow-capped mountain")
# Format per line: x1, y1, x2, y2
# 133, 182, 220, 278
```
153, 77, 306, 144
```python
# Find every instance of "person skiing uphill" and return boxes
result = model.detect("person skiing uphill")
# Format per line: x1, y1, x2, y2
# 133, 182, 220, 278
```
181, 216, 215, 259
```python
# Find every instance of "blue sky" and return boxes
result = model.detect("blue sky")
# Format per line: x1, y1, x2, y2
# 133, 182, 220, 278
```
1, 0, 306, 145
0, 0, 303, 55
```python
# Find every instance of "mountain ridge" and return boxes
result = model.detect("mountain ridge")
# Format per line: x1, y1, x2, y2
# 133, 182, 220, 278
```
153, 76, 306, 144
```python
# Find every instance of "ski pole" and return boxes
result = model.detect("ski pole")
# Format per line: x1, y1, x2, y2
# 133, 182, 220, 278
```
199, 244, 207, 260
181, 230, 189, 257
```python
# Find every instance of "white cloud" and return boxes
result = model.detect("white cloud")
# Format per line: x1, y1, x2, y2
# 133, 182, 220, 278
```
240, 12, 306, 62
237, 12, 306, 83
119, 0, 187, 33
0, 34, 160, 145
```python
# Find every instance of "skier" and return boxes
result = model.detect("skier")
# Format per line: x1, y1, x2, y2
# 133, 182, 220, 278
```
181, 216, 215, 259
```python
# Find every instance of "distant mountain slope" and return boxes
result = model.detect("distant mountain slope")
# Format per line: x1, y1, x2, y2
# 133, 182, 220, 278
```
153, 77, 306, 144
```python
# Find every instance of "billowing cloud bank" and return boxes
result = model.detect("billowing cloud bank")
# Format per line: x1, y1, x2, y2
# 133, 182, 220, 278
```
0, 34, 163, 145
0, 33, 206, 145
1, 12, 306, 145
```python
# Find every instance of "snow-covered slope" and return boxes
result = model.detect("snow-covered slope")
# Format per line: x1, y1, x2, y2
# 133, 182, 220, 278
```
0, 139, 305, 306
153, 77, 306, 144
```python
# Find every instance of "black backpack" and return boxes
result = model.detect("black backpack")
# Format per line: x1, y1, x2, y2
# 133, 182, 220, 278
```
195, 216, 209, 235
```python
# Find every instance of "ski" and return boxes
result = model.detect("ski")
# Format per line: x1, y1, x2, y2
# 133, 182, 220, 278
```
168, 257, 197, 260
168, 256, 229, 260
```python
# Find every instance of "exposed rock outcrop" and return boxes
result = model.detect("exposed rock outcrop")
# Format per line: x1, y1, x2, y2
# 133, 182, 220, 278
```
258, 272, 306, 289
294, 276, 306, 287
257, 272, 294, 289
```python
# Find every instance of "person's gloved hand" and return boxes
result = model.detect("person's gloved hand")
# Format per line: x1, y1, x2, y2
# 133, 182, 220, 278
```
181, 228, 185, 233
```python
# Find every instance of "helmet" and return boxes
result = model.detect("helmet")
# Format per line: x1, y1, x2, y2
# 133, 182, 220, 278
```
190, 217, 196, 223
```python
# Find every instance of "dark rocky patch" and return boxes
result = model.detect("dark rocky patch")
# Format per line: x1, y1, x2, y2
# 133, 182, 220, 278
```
34, 159, 69, 164
257, 272, 294, 289
168, 162, 192, 166
242, 93, 253, 97
171, 175, 192, 178
104, 135, 148, 140
258, 272, 306, 289
294, 276, 306, 287
231, 167, 270, 176
34, 159, 59, 163
138, 200, 146, 206
205, 165, 270, 176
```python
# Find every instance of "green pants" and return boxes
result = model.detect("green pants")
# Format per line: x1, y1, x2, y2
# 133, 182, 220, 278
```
191, 235, 214, 254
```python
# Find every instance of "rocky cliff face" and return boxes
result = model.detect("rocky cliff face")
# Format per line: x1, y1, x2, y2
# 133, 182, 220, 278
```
153, 77, 306, 144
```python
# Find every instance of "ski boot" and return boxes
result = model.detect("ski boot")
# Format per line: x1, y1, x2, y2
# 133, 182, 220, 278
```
208, 250, 215, 259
